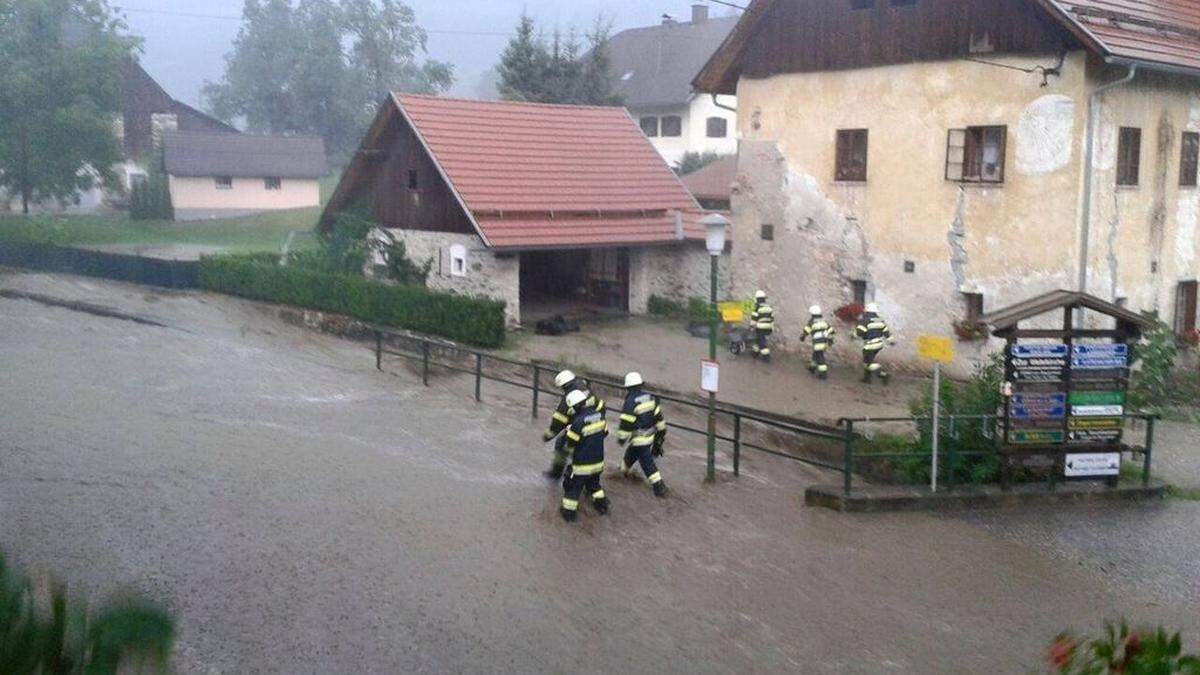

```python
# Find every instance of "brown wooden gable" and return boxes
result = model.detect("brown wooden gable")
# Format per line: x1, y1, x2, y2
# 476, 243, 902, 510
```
320, 98, 476, 236
695, 0, 1078, 94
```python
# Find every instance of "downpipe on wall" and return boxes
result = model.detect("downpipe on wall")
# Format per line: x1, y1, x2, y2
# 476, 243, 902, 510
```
1078, 62, 1138, 308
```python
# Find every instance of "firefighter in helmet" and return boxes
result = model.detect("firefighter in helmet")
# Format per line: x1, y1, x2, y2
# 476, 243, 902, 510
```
542, 370, 605, 478
854, 303, 895, 384
749, 290, 776, 362
559, 389, 610, 522
800, 305, 835, 380
616, 372, 668, 498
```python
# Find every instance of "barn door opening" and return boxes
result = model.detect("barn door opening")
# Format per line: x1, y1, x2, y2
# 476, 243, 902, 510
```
586, 248, 629, 311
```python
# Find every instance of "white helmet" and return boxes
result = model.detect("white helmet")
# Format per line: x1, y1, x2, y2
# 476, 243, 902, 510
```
809, 305, 822, 315
866, 303, 879, 314
624, 372, 644, 388
755, 290, 768, 300
554, 370, 577, 389
565, 389, 588, 409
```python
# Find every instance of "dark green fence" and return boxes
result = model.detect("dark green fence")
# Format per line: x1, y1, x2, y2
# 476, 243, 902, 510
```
0, 241, 199, 289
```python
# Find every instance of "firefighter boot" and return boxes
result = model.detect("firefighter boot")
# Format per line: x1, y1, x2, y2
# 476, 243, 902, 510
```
559, 506, 577, 522
652, 481, 669, 498
594, 496, 610, 515
880, 371, 891, 385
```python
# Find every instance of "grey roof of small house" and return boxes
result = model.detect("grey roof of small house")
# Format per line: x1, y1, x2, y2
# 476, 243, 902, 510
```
162, 131, 326, 179
608, 15, 739, 110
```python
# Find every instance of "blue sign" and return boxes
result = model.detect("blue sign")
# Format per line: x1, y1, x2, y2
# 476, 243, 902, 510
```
1072, 344, 1128, 357
1014, 344, 1068, 358
1010, 393, 1067, 420
1071, 344, 1128, 370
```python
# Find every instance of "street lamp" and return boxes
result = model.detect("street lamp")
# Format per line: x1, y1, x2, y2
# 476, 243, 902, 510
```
700, 212, 729, 483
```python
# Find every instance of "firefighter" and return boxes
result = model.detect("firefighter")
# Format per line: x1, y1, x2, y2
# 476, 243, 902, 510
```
560, 389, 610, 522
542, 370, 605, 479
616, 372, 668, 498
749, 290, 776, 362
854, 303, 895, 384
800, 305, 835, 380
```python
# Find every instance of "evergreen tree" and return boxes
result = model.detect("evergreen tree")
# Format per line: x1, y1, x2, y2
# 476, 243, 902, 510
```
496, 13, 547, 103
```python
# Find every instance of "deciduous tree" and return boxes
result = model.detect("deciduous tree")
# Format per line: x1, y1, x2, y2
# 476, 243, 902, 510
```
0, 0, 138, 214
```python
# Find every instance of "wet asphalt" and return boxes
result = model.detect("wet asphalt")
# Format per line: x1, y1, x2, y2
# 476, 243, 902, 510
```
1, 272, 1198, 674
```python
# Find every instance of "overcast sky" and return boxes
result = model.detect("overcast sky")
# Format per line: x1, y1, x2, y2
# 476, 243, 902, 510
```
116, 0, 741, 108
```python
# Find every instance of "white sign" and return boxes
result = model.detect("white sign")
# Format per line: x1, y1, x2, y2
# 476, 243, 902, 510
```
1064, 453, 1121, 477
701, 360, 720, 393
1071, 405, 1125, 417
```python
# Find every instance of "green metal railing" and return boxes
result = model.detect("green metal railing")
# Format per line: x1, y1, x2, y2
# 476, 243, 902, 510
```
372, 326, 845, 476
837, 413, 1159, 496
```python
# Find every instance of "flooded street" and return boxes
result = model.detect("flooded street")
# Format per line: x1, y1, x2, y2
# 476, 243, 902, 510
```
2, 273, 1198, 674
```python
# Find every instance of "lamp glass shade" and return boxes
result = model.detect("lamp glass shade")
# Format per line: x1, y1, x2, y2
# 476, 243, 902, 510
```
701, 213, 729, 255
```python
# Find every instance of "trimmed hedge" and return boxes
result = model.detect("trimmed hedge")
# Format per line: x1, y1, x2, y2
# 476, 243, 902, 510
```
198, 255, 507, 348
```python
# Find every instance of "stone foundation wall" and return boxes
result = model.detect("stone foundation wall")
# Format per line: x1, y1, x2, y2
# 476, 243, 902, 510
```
628, 242, 733, 314
380, 229, 521, 325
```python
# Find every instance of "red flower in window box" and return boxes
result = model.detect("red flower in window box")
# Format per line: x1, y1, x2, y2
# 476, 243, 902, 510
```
834, 303, 864, 324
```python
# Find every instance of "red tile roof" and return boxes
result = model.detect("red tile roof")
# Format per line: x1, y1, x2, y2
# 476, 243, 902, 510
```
1040, 0, 1200, 75
393, 94, 702, 249
681, 155, 737, 201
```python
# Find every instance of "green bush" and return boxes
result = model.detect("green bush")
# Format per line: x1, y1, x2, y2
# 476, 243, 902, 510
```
198, 254, 507, 347
129, 158, 173, 221
0, 550, 174, 673
687, 296, 718, 324
1130, 317, 1179, 412
647, 295, 685, 318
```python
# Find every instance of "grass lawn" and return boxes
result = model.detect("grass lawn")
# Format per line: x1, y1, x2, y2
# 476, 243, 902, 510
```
0, 209, 321, 254
0, 169, 343, 255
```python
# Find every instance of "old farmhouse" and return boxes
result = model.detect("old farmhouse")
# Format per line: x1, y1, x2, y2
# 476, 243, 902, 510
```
695, 0, 1200, 372
162, 131, 326, 221
321, 94, 722, 325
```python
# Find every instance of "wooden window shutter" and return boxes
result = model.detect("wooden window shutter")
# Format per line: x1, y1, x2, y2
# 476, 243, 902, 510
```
945, 129, 966, 181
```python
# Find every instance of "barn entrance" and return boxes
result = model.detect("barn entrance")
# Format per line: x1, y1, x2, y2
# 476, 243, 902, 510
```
519, 248, 630, 323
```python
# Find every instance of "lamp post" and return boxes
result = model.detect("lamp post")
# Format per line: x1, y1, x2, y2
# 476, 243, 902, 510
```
700, 213, 730, 483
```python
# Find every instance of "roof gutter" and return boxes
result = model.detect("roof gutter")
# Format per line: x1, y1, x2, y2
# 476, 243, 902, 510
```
710, 93, 737, 113
1077, 61, 1137, 303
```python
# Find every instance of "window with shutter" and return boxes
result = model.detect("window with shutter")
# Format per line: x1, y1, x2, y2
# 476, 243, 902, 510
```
946, 126, 1005, 183
835, 129, 869, 182
1181, 132, 1199, 187
1117, 127, 1141, 186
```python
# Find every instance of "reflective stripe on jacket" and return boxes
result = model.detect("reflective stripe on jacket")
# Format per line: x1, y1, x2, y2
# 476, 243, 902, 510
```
751, 304, 775, 332
618, 390, 665, 447
854, 314, 892, 352
805, 318, 835, 350
565, 409, 607, 468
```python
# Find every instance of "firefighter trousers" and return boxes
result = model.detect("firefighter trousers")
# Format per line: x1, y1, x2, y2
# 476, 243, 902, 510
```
809, 348, 829, 374
622, 443, 663, 485
562, 466, 606, 512
862, 349, 888, 380
752, 329, 772, 357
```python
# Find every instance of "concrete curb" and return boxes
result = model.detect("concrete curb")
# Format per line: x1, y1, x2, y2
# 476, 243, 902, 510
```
806, 481, 1167, 512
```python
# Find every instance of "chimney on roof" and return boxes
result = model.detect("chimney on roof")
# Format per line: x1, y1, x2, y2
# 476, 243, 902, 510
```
692, 3, 709, 23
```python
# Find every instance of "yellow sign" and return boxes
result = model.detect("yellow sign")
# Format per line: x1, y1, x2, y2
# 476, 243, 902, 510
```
718, 302, 744, 323
917, 334, 955, 363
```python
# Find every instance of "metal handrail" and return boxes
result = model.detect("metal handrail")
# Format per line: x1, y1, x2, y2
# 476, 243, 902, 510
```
372, 326, 842, 476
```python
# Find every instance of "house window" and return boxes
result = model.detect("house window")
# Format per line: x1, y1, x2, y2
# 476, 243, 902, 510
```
835, 129, 869, 182
1176, 280, 1198, 334
851, 280, 868, 305
1181, 132, 1199, 187
215, 176, 233, 190
761, 224, 775, 241
946, 126, 1006, 183
640, 116, 659, 137
449, 244, 467, 277
706, 117, 728, 138
963, 292, 985, 323
850, 0, 875, 8
661, 116, 682, 138
408, 169, 419, 190
1117, 127, 1141, 186
264, 177, 281, 191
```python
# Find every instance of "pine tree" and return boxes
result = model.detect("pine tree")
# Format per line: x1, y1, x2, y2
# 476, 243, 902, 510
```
496, 13, 546, 103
